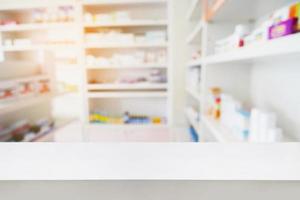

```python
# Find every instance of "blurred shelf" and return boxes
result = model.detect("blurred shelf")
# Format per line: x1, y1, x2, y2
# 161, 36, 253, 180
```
55, 91, 78, 97
84, 43, 168, 49
187, 58, 202, 67
83, 0, 167, 6
0, 94, 52, 116
87, 83, 168, 90
88, 123, 167, 128
82, 0, 170, 129
2, 45, 43, 52
0, 74, 49, 85
186, 87, 201, 102
2, 44, 77, 52
185, 108, 201, 135
31, 118, 78, 142
186, 21, 203, 44
86, 63, 167, 69
202, 115, 244, 143
0, 2, 76, 11
203, 116, 293, 143
84, 20, 167, 28
56, 64, 80, 70
87, 91, 167, 98
205, 33, 300, 64
186, 0, 201, 20
0, 22, 76, 32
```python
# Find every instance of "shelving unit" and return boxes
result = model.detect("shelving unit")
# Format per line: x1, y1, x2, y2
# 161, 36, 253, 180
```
184, 0, 203, 142
0, 0, 172, 141
191, 0, 300, 142
81, 0, 170, 138
0, 0, 80, 142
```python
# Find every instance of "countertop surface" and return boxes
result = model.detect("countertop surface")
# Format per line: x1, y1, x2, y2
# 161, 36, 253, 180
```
0, 143, 299, 180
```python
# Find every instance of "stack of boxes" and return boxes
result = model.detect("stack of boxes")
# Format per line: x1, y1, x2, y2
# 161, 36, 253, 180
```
268, 2, 300, 39
215, 2, 300, 53
0, 76, 51, 104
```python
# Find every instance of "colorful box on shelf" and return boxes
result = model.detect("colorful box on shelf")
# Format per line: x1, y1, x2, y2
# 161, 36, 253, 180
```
215, 2, 300, 51
89, 111, 165, 125
268, 18, 298, 40
0, 76, 51, 104
18, 81, 36, 97
36, 79, 51, 94
268, 2, 300, 40
0, 82, 18, 102
290, 2, 300, 30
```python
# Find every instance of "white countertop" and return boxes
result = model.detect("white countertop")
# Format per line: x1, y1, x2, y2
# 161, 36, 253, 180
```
0, 143, 299, 180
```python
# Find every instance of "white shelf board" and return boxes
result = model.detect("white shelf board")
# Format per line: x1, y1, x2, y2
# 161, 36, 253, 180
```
0, 94, 51, 116
55, 91, 78, 98
88, 123, 167, 129
86, 63, 167, 69
0, 23, 76, 32
187, 58, 202, 67
186, 21, 203, 44
87, 83, 168, 90
2, 45, 43, 52
186, 87, 201, 102
83, 0, 167, 6
84, 20, 167, 28
0, 1, 76, 11
87, 91, 167, 98
0, 75, 49, 85
2, 44, 77, 52
185, 108, 201, 135
186, 0, 201, 20
205, 33, 300, 64
84, 43, 168, 49
202, 116, 244, 143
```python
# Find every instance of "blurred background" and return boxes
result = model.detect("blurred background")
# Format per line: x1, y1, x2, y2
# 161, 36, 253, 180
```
0, 0, 299, 143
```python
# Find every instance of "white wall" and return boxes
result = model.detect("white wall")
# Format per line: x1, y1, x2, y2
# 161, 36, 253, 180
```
0, 181, 300, 200
251, 57, 300, 140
